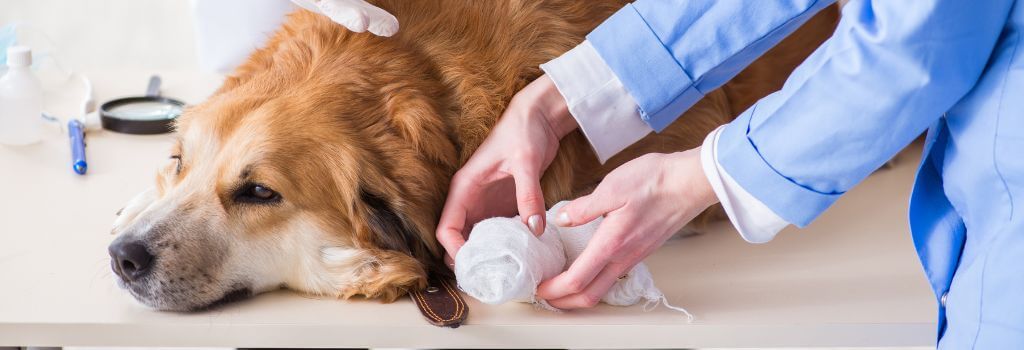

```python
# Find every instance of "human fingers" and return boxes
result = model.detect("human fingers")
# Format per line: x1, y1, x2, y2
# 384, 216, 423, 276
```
535, 217, 631, 300
362, 4, 399, 36
290, 0, 321, 13
545, 261, 633, 309
435, 172, 475, 259
554, 187, 622, 227
320, 0, 370, 32
511, 163, 547, 236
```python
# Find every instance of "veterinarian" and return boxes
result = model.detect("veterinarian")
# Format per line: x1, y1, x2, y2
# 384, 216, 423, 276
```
437, 0, 1024, 347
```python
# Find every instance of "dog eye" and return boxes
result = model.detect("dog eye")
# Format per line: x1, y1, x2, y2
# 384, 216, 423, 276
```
235, 183, 282, 204
170, 155, 182, 175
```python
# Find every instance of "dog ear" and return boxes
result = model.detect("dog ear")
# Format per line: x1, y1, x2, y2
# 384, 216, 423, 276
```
360, 188, 423, 255
358, 188, 450, 279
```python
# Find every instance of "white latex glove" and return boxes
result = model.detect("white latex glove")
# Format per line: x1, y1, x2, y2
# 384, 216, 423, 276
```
291, 0, 399, 37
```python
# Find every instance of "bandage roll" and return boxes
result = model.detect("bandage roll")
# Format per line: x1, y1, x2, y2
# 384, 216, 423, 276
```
454, 217, 566, 305
455, 202, 693, 321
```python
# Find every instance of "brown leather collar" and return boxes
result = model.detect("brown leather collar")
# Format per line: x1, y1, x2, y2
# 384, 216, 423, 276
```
409, 277, 468, 328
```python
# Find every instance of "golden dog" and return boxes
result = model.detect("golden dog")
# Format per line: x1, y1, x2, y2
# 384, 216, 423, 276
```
108, 0, 838, 310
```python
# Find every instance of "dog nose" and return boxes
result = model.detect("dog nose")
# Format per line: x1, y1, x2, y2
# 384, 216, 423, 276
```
108, 238, 154, 281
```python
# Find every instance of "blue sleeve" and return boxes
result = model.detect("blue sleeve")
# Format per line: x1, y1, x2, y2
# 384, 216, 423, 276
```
716, 0, 1014, 226
587, 0, 837, 132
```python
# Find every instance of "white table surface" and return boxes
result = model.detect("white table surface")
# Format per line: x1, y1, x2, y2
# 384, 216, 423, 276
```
0, 70, 936, 349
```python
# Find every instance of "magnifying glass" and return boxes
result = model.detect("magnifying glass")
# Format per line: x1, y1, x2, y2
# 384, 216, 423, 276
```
99, 75, 185, 134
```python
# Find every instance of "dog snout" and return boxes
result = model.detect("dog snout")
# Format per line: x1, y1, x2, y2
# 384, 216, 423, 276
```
108, 237, 155, 282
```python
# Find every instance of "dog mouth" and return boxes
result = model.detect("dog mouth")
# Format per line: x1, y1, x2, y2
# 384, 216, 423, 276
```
117, 273, 253, 312
190, 286, 254, 311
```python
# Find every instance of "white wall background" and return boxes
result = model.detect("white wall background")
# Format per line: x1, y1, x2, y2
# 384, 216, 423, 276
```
0, 0, 200, 72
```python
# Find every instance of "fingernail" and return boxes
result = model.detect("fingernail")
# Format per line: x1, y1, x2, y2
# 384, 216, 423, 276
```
555, 212, 570, 226
528, 215, 544, 236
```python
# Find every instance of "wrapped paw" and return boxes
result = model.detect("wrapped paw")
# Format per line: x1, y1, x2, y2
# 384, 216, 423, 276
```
456, 201, 693, 321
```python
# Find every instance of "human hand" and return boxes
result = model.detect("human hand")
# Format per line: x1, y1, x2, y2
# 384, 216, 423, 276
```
536, 149, 719, 309
436, 75, 576, 264
291, 0, 399, 37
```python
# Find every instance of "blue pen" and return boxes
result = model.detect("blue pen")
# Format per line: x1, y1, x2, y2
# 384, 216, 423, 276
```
68, 119, 87, 175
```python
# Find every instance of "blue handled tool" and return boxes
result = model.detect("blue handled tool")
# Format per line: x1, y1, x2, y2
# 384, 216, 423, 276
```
68, 119, 87, 175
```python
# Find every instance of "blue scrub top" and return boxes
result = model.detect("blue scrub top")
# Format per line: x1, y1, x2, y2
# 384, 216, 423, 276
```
587, 0, 1024, 347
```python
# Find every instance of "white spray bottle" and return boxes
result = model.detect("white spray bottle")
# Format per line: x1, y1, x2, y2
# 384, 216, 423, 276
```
0, 45, 44, 145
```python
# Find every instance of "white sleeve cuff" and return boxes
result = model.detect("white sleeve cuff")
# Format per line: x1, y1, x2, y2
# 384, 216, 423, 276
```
700, 126, 789, 243
541, 40, 653, 164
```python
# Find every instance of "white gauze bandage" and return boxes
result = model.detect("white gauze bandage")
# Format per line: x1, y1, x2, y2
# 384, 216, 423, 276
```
455, 202, 694, 320
454, 216, 566, 305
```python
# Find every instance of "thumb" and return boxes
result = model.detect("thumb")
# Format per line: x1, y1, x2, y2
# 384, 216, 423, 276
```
555, 191, 618, 227
320, 0, 370, 33
512, 167, 547, 236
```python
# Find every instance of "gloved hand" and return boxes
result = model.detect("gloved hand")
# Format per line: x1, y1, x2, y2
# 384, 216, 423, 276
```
291, 0, 399, 37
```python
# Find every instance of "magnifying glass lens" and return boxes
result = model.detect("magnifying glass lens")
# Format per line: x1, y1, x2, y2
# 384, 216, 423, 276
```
105, 101, 183, 120
100, 96, 186, 134
99, 75, 186, 134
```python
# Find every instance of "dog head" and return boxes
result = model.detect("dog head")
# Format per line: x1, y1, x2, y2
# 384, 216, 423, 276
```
109, 12, 458, 311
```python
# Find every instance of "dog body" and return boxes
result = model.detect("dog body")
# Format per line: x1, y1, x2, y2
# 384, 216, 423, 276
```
109, 0, 837, 311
